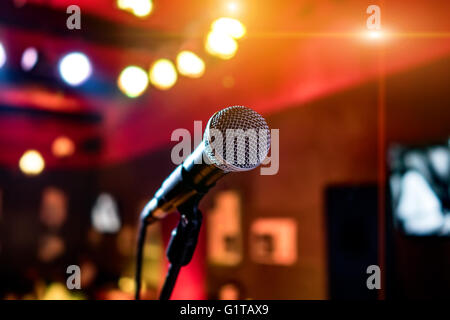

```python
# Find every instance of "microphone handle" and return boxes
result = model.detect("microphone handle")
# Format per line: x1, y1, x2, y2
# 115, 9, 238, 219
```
140, 141, 227, 223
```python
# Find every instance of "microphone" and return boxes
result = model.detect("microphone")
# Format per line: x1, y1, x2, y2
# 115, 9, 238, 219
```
140, 105, 271, 224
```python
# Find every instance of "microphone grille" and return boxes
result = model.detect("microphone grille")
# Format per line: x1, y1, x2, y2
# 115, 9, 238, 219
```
204, 106, 271, 172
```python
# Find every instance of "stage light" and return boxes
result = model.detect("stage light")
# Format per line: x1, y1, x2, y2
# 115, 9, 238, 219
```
118, 66, 149, 98
117, 0, 153, 17
58, 52, 92, 86
149, 59, 177, 90
19, 150, 45, 176
367, 30, 383, 39
226, 1, 240, 14
211, 17, 246, 39
21, 47, 38, 72
205, 30, 238, 60
52, 136, 75, 158
176, 51, 205, 78
0, 43, 6, 69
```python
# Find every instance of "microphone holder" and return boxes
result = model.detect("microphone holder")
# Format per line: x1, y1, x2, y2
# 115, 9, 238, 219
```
159, 194, 203, 300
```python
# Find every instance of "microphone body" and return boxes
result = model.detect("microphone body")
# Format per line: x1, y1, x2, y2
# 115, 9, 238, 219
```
140, 105, 271, 224
135, 105, 271, 300
141, 140, 227, 223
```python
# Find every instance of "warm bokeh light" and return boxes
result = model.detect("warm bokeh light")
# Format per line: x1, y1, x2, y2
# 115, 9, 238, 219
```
211, 17, 246, 39
149, 59, 178, 90
219, 283, 240, 300
118, 277, 135, 294
21, 47, 38, 71
52, 136, 75, 158
205, 30, 238, 60
176, 51, 205, 78
58, 52, 92, 86
0, 43, 6, 68
118, 66, 149, 98
19, 150, 45, 176
117, 0, 153, 17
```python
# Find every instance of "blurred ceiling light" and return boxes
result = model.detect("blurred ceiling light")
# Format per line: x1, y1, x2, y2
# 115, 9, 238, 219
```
211, 17, 246, 39
0, 43, 6, 68
205, 31, 238, 60
149, 59, 178, 90
19, 150, 45, 176
176, 51, 205, 78
117, 0, 153, 17
21, 47, 38, 72
118, 66, 149, 98
52, 136, 75, 158
59, 52, 92, 86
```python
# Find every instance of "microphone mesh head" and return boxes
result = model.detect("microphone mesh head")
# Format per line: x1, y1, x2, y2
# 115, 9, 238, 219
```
204, 105, 271, 172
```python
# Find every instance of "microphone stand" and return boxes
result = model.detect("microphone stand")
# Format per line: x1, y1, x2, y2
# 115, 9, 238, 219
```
159, 195, 203, 300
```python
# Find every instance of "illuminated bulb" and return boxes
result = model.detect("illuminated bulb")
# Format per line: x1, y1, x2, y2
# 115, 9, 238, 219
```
52, 136, 75, 158
19, 150, 45, 176
59, 52, 92, 86
176, 51, 205, 78
117, 0, 153, 17
149, 59, 178, 90
21, 47, 38, 72
0, 43, 6, 68
118, 66, 149, 98
211, 17, 246, 39
205, 30, 238, 60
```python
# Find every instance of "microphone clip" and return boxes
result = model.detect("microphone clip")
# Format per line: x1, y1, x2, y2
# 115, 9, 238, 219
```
166, 195, 203, 267
159, 194, 204, 300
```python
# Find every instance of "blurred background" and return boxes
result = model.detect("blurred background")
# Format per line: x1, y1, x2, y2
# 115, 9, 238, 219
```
0, 0, 449, 300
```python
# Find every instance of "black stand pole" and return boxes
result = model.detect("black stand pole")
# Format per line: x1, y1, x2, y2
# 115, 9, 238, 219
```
159, 195, 203, 300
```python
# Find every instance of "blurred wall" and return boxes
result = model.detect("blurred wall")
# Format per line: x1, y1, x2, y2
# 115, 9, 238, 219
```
0, 56, 449, 299
207, 55, 450, 299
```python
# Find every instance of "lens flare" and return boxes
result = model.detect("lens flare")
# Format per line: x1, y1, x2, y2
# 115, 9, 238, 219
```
149, 59, 178, 90
368, 30, 383, 39
226, 1, 240, 15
